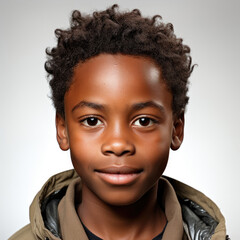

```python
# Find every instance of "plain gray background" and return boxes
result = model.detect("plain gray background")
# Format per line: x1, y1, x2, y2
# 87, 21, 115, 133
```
1, 0, 239, 239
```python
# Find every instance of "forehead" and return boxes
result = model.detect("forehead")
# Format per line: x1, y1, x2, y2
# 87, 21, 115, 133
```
65, 54, 172, 112
73, 54, 162, 82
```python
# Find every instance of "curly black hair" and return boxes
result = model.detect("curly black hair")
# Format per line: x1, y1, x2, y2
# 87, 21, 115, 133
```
45, 4, 194, 118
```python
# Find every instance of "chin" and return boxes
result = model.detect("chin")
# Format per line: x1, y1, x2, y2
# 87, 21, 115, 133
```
99, 190, 145, 207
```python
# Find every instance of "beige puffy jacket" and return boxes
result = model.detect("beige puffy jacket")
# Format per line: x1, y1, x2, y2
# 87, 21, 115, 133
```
9, 169, 228, 240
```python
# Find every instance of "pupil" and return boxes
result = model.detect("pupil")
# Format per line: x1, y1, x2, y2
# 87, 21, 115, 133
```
87, 117, 98, 126
140, 118, 150, 126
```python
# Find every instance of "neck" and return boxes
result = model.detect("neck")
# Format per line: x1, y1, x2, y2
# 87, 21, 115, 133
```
77, 182, 167, 240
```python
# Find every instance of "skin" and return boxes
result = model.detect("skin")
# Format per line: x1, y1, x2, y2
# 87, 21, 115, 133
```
56, 54, 184, 240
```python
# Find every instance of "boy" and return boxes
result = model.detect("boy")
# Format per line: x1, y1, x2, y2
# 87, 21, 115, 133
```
9, 4, 228, 240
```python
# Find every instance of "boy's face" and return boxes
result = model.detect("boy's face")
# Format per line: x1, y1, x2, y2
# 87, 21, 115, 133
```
56, 54, 184, 206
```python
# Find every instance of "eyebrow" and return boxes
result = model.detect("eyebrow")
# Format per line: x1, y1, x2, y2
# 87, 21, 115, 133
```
72, 100, 165, 114
72, 101, 105, 112
131, 101, 165, 114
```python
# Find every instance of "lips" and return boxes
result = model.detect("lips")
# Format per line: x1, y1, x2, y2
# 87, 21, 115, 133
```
95, 166, 143, 185
95, 166, 142, 174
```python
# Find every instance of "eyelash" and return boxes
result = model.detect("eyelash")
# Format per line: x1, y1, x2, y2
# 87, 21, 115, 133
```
79, 116, 159, 128
80, 116, 103, 127
132, 117, 159, 127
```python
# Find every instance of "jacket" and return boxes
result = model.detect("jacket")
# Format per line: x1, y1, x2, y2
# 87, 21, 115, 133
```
9, 169, 229, 240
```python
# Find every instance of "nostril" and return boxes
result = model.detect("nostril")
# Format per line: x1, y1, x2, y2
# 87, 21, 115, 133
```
119, 150, 133, 156
104, 150, 114, 155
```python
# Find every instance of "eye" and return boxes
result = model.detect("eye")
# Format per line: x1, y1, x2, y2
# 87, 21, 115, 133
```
133, 117, 157, 127
80, 117, 103, 127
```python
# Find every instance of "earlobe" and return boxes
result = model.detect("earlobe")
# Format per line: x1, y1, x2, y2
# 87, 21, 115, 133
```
56, 113, 69, 151
171, 113, 184, 151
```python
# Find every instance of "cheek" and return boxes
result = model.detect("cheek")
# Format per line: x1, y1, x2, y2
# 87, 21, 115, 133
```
146, 143, 170, 173
139, 128, 172, 173
68, 131, 100, 174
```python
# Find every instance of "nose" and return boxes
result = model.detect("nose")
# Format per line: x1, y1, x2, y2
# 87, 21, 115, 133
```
101, 139, 135, 156
101, 125, 135, 156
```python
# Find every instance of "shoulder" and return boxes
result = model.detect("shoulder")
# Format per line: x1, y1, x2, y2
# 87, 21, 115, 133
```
162, 176, 227, 239
8, 224, 36, 240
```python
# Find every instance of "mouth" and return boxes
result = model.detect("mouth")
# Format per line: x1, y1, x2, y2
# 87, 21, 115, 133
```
95, 166, 143, 185
95, 166, 143, 174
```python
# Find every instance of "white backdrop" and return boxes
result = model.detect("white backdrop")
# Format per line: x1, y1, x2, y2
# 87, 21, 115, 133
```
1, 0, 239, 239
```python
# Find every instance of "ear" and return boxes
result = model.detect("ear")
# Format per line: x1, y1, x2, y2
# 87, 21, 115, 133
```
171, 113, 184, 151
56, 113, 69, 151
